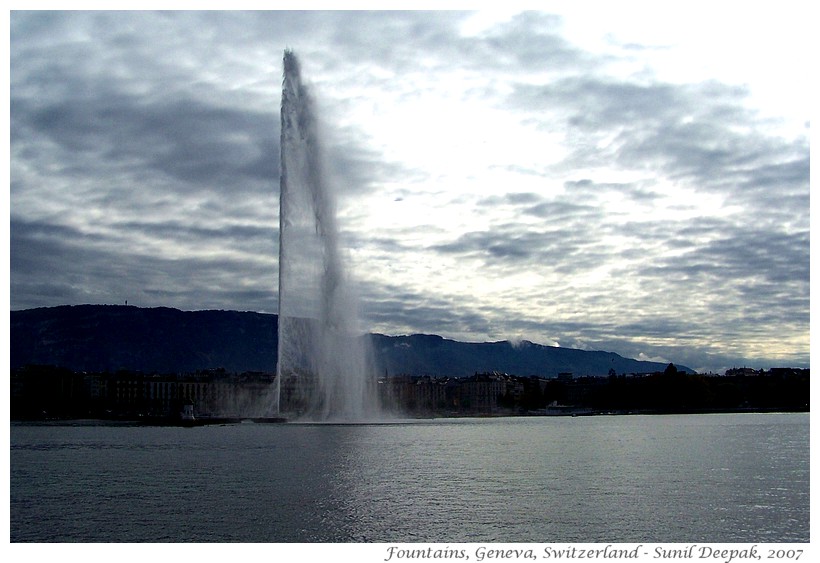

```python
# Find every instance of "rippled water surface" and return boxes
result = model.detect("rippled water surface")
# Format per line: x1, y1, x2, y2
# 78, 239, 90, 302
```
10, 413, 809, 542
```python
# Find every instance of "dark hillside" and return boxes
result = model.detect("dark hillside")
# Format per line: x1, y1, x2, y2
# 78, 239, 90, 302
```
11, 305, 278, 373
11, 305, 689, 376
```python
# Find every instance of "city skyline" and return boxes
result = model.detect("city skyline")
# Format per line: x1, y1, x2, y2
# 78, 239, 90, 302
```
9, 8, 811, 373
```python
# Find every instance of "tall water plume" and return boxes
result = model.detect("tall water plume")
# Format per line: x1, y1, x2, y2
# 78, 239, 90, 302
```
276, 50, 378, 421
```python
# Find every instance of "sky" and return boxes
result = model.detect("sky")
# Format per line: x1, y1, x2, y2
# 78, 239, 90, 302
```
8, 6, 812, 373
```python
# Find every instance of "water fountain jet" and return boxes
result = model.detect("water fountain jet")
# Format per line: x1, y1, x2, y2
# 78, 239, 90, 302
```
275, 50, 379, 421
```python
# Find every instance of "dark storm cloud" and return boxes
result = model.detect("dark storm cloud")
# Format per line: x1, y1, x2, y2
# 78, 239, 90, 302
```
10, 220, 110, 297
10, 11, 288, 313
659, 229, 808, 285
10, 11, 295, 189
13, 94, 277, 192
10, 216, 276, 312
634, 226, 810, 328
111, 219, 275, 251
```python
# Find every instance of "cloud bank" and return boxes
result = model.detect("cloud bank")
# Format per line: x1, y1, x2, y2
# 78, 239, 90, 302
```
10, 10, 810, 373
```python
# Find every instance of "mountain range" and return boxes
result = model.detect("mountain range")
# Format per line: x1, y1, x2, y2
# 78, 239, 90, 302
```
10, 305, 690, 376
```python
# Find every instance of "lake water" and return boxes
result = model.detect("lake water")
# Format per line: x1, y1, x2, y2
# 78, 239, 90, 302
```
10, 413, 809, 543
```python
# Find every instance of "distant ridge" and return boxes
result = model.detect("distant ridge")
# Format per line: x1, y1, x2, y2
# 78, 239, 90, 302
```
10, 305, 690, 376
370, 333, 689, 377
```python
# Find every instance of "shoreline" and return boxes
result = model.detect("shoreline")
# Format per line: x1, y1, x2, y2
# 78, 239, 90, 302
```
10, 407, 808, 427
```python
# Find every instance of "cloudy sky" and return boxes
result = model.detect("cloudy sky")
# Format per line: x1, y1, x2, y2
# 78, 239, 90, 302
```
9, 7, 811, 373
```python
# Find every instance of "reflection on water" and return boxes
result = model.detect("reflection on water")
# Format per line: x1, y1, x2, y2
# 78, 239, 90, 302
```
10, 414, 809, 542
